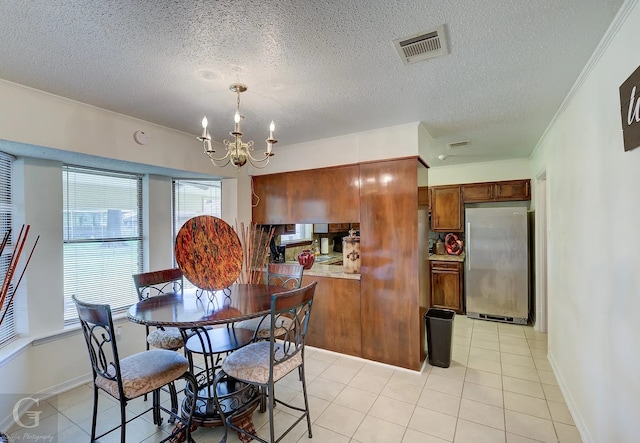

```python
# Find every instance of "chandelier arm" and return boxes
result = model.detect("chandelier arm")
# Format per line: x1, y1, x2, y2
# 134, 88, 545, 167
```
209, 157, 231, 168
203, 144, 233, 163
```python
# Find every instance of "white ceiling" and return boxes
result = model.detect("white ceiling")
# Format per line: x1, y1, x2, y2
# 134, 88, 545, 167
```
0, 0, 625, 167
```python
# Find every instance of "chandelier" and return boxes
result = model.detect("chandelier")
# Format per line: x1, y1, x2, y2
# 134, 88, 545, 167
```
197, 83, 277, 169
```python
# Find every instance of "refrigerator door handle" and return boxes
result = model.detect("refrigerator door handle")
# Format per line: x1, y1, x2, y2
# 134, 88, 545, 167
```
467, 222, 471, 271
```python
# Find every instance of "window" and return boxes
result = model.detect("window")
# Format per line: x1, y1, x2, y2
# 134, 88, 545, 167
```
172, 179, 221, 288
280, 224, 313, 243
172, 179, 222, 235
0, 152, 14, 346
63, 166, 142, 324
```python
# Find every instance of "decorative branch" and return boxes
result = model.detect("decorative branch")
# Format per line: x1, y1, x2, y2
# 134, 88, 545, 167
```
0, 225, 39, 327
235, 221, 274, 285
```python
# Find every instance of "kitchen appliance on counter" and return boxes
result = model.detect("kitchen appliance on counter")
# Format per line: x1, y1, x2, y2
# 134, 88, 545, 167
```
465, 205, 529, 324
269, 237, 285, 263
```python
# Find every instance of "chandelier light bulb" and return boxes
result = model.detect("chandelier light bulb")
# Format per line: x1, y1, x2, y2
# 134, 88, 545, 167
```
269, 121, 275, 138
201, 116, 208, 138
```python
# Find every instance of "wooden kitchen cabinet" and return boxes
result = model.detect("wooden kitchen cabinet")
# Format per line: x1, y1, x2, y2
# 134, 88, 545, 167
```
460, 183, 492, 202
430, 260, 463, 313
417, 186, 430, 209
302, 275, 361, 357
461, 179, 531, 203
494, 179, 530, 201
328, 223, 351, 233
430, 185, 463, 232
252, 164, 360, 224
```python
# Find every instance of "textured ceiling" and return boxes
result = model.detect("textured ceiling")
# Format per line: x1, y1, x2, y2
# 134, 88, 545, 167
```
0, 0, 625, 167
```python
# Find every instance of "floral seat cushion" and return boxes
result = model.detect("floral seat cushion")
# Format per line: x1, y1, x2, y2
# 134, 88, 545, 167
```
95, 349, 189, 400
147, 327, 195, 350
235, 315, 293, 339
221, 341, 302, 384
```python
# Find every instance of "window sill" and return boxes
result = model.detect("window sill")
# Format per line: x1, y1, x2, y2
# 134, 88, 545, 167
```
0, 313, 132, 367
280, 240, 313, 248
0, 336, 33, 369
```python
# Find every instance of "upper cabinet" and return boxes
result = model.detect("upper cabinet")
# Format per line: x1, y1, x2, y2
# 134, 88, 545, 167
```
431, 179, 530, 232
252, 165, 360, 224
461, 179, 531, 203
431, 185, 463, 232
417, 186, 431, 210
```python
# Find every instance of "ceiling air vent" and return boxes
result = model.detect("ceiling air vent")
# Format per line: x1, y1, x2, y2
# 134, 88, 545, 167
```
393, 25, 448, 65
448, 140, 470, 150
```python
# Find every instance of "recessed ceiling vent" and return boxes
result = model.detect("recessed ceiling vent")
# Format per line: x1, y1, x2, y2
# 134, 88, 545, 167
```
393, 25, 448, 65
448, 140, 470, 149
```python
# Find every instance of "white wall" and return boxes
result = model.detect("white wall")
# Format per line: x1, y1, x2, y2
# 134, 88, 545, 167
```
0, 80, 212, 176
530, 0, 640, 441
425, 158, 532, 186
249, 123, 421, 175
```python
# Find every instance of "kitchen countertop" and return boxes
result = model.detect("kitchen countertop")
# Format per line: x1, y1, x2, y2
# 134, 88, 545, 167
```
429, 252, 466, 262
286, 255, 361, 280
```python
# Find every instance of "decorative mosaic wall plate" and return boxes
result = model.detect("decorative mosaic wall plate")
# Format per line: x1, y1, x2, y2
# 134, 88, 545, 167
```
175, 216, 243, 290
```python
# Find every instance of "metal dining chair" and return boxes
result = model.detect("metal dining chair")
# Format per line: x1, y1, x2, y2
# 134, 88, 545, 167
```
73, 295, 198, 443
212, 281, 317, 443
132, 268, 188, 351
235, 263, 304, 339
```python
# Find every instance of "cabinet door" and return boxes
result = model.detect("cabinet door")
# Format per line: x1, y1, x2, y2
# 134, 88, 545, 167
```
417, 186, 429, 206
302, 275, 361, 357
327, 222, 353, 233
430, 261, 463, 313
431, 186, 462, 231
494, 179, 531, 201
252, 164, 360, 224
461, 182, 493, 203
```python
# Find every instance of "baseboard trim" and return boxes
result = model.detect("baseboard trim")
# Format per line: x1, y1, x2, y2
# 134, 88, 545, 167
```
547, 351, 593, 443
0, 374, 92, 431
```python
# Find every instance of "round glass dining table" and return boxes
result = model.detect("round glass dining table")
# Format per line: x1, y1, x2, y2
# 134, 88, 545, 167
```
127, 283, 290, 442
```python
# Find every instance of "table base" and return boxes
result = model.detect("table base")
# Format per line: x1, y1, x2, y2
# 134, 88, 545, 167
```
178, 378, 260, 442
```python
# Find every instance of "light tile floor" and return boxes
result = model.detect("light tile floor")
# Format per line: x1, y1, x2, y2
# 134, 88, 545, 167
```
7, 317, 582, 442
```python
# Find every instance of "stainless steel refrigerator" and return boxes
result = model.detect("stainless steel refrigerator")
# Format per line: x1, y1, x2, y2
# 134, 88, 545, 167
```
465, 205, 529, 324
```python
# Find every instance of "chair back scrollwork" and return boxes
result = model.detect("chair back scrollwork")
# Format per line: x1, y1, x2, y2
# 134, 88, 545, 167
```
73, 295, 123, 396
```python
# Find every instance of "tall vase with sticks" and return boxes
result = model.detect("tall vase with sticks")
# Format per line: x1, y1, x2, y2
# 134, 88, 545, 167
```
0, 224, 38, 441
235, 221, 274, 285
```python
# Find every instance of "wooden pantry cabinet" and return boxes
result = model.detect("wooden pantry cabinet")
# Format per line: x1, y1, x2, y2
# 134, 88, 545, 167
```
461, 179, 530, 203
429, 260, 463, 314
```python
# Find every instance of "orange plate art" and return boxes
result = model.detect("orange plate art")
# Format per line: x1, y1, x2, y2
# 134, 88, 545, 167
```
175, 216, 243, 290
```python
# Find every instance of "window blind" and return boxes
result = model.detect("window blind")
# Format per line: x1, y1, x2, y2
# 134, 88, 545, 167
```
0, 152, 15, 346
63, 166, 143, 324
172, 179, 221, 289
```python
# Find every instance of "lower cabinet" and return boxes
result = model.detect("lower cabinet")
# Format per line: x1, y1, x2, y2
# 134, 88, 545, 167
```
302, 275, 361, 357
429, 260, 463, 313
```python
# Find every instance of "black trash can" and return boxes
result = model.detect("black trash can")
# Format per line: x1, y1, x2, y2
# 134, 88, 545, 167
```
425, 308, 455, 368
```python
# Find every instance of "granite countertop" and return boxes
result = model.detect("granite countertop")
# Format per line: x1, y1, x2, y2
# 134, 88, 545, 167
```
429, 252, 466, 262
286, 255, 361, 280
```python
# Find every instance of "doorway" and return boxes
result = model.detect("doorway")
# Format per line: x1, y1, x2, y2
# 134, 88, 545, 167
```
534, 171, 548, 332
